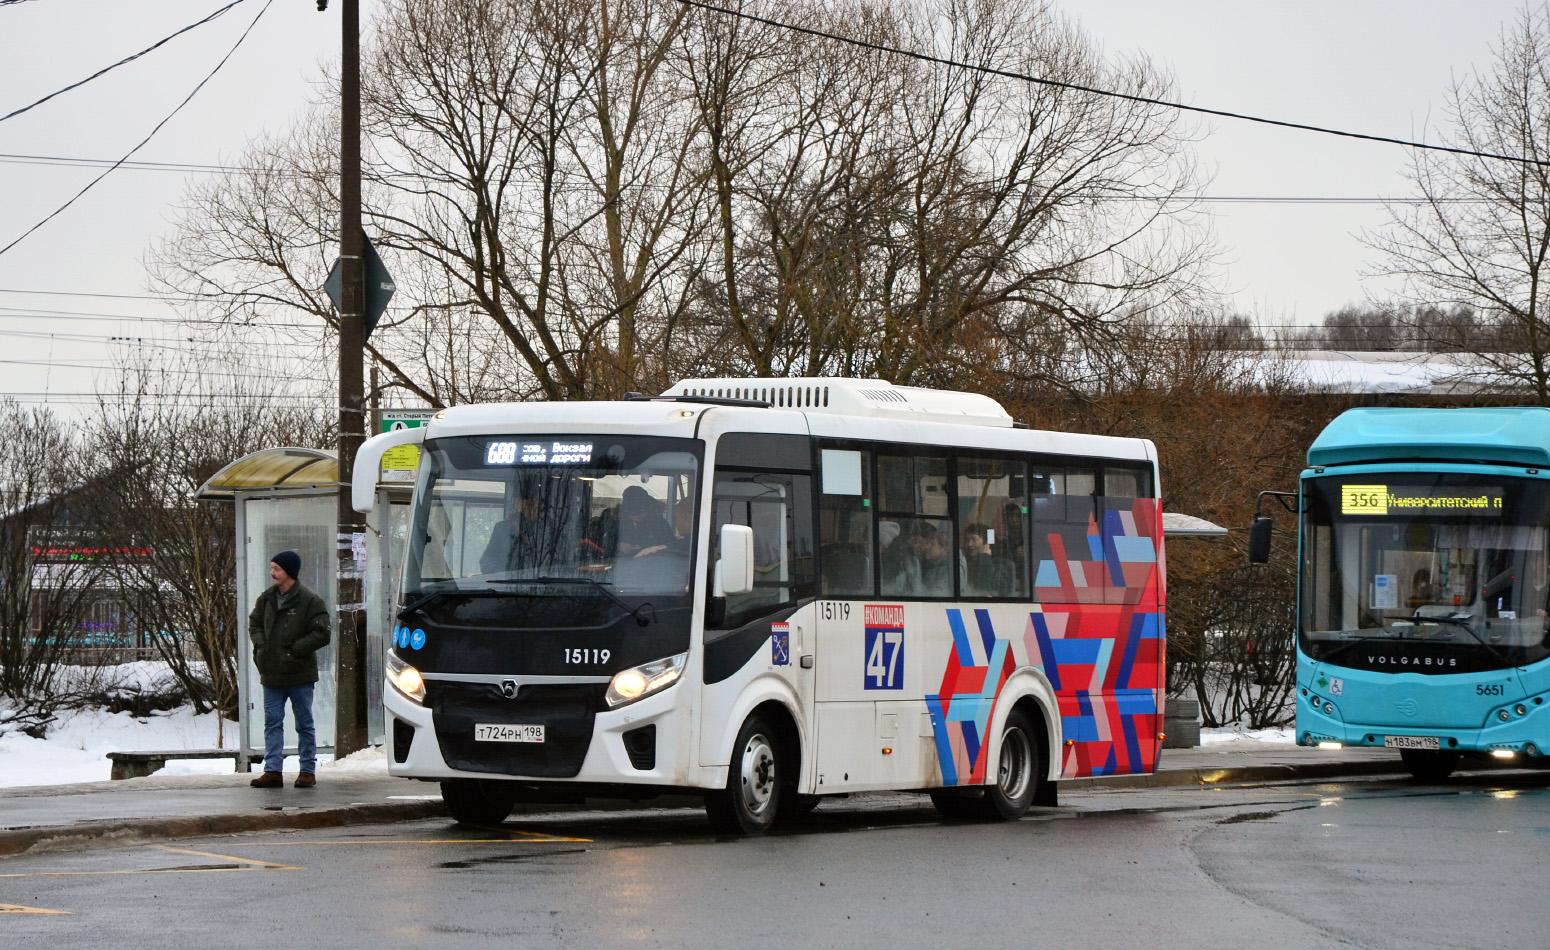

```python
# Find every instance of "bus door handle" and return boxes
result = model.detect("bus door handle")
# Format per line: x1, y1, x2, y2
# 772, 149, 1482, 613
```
800, 655, 814, 669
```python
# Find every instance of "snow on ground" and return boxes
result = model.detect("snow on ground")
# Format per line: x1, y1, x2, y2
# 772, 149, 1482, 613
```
0, 704, 236, 788
0, 703, 395, 788
1201, 724, 1296, 746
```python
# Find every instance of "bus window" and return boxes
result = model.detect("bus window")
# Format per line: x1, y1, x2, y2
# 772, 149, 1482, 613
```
1031, 462, 1099, 603
710, 470, 813, 628
819, 446, 873, 597
1103, 465, 1152, 500
877, 452, 952, 598
1100, 463, 1156, 604
957, 456, 1026, 598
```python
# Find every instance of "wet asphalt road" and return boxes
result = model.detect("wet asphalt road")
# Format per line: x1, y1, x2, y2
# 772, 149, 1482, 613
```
3, 771, 1547, 949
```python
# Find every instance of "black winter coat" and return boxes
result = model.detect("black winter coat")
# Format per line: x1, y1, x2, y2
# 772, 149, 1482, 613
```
248, 582, 331, 687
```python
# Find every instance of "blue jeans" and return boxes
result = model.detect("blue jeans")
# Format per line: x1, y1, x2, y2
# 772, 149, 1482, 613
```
262, 684, 316, 773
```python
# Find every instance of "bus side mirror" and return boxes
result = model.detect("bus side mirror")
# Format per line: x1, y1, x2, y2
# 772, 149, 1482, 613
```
1248, 517, 1273, 564
717, 524, 755, 596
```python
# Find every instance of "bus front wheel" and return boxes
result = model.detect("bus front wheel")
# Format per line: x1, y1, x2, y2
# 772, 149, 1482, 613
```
1400, 748, 1460, 782
441, 779, 518, 826
707, 715, 782, 835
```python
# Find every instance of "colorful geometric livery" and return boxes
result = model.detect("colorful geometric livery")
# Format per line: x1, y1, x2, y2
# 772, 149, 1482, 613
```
926, 499, 1166, 784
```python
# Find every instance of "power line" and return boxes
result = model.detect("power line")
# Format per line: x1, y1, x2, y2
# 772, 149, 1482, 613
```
0, 392, 332, 406
0, 306, 316, 329
1, 0, 248, 125
0, 150, 1490, 203
0, 152, 243, 174
677, 0, 1550, 169
0, 154, 1479, 203
0, 286, 262, 303
0, 0, 276, 259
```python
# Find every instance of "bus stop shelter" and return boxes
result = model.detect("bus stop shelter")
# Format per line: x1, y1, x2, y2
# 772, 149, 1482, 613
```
195, 447, 412, 767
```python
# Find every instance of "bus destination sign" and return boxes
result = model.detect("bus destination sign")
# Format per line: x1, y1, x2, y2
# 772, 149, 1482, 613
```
485, 440, 595, 466
1340, 484, 1504, 517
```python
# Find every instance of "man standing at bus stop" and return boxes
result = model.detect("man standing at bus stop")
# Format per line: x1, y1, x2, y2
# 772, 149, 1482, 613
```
248, 550, 331, 789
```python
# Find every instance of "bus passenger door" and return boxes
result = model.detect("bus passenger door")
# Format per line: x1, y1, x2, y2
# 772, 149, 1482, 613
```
697, 435, 816, 777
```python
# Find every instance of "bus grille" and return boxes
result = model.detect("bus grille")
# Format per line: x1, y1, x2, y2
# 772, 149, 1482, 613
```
428, 682, 605, 778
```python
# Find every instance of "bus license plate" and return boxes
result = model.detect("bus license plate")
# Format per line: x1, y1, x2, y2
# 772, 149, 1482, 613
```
1383, 735, 1439, 750
475, 723, 545, 743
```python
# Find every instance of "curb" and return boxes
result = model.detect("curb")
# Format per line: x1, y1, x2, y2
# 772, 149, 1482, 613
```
1065, 758, 1415, 791
0, 759, 1432, 857
0, 799, 447, 858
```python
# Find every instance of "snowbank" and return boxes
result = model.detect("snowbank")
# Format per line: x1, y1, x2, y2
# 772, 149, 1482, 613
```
1200, 724, 1296, 746
0, 704, 234, 788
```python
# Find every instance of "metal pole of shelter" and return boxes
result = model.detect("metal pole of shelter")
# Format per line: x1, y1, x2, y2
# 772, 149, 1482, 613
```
335, 0, 368, 759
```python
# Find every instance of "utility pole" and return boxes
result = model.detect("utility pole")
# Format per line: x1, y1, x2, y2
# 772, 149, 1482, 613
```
333, 0, 368, 758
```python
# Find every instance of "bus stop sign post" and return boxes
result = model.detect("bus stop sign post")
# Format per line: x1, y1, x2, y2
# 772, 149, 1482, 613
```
324, 230, 395, 342
333, 0, 369, 760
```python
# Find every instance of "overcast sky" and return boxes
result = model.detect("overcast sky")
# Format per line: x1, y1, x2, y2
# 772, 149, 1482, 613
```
0, 0, 1531, 410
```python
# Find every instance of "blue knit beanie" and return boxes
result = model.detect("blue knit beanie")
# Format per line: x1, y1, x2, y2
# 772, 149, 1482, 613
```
272, 550, 302, 581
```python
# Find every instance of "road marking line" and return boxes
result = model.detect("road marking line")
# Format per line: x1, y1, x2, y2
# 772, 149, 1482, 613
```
0, 847, 303, 879
234, 839, 536, 846
151, 846, 301, 869
0, 903, 73, 915
466, 824, 592, 842
502, 828, 592, 843
0, 866, 297, 879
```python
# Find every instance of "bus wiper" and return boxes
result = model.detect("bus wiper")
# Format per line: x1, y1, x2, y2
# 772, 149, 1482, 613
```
397, 587, 500, 621
1413, 615, 1513, 666
503, 576, 655, 627
1315, 634, 1400, 666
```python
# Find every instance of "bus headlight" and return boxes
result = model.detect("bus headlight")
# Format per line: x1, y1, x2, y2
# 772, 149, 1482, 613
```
606, 652, 687, 708
387, 649, 425, 704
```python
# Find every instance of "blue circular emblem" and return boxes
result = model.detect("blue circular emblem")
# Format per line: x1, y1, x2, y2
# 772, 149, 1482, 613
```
394, 625, 408, 649
410, 628, 427, 650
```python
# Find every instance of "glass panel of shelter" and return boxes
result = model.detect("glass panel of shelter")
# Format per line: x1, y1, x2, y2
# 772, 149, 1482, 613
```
242, 494, 338, 754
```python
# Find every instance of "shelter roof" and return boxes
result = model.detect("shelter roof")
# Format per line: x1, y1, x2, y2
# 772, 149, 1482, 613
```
1161, 512, 1228, 537
193, 447, 338, 501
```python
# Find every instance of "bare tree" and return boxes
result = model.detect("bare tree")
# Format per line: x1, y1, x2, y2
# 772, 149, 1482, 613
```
72, 363, 334, 739
154, 0, 1209, 403
0, 402, 102, 737
1367, 4, 1550, 402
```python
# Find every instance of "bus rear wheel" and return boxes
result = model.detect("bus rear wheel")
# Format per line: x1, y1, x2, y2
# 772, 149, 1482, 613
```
1400, 748, 1460, 782
441, 779, 518, 826
982, 709, 1041, 820
707, 715, 782, 835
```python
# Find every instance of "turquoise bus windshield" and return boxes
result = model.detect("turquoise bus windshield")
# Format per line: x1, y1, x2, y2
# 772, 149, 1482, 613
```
1301, 473, 1550, 673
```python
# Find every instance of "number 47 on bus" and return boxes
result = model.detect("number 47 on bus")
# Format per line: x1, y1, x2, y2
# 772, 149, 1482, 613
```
864, 627, 904, 690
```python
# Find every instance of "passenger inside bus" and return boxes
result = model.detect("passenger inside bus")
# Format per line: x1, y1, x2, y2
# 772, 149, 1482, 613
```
879, 520, 956, 597
915, 522, 955, 597
479, 495, 546, 575
962, 521, 1013, 596
614, 485, 675, 557
635, 501, 695, 558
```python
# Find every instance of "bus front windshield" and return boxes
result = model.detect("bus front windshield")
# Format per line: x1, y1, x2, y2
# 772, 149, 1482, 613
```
405, 435, 700, 599
1301, 474, 1550, 670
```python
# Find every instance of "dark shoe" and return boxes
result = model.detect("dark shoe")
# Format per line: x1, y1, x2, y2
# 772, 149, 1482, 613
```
250, 770, 283, 788
294, 772, 316, 788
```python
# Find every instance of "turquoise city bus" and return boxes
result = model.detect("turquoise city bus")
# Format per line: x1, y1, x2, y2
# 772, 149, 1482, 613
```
1252, 407, 1550, 780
